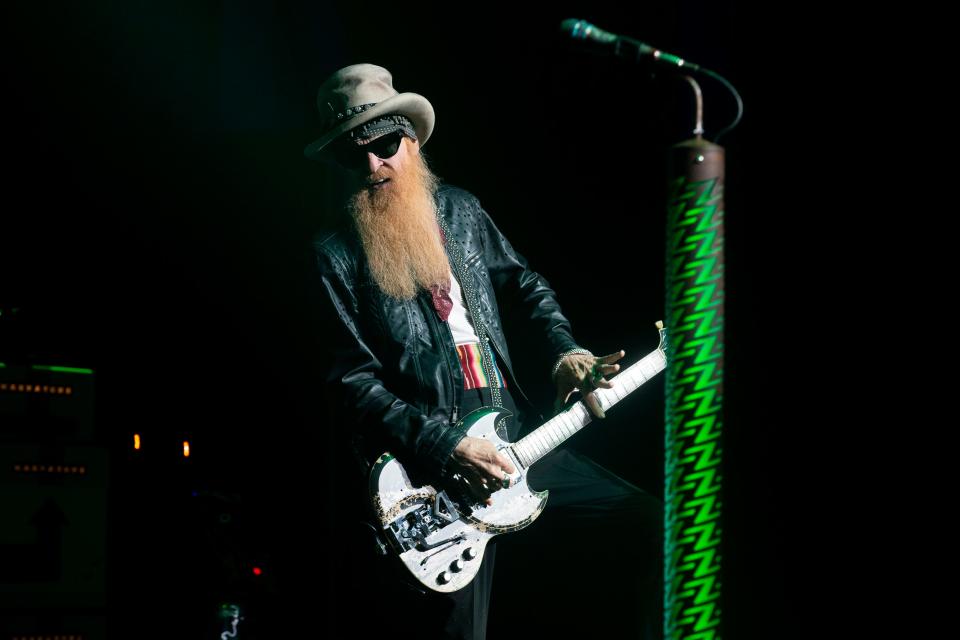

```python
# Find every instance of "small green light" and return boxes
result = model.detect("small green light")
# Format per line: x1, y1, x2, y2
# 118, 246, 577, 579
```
31, 365, 94, 375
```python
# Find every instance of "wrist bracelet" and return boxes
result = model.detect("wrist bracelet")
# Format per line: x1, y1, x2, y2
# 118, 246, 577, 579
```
551, 348, 593, 379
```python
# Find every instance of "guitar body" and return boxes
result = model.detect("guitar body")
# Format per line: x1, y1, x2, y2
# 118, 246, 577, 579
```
370, 321, 668, 593
369, 406, 546, 593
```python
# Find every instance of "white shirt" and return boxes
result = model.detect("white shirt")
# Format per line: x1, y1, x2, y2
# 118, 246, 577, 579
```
447, 271, 480, 345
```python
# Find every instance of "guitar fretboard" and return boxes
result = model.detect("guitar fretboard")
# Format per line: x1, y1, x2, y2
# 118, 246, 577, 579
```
510, 349, 667, 469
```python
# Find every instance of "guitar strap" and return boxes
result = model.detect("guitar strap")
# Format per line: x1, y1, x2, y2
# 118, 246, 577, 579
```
436, 207, 503, 409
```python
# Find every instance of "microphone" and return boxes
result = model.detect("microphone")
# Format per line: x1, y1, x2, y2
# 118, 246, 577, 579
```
559, 18, 700, 71
559, 18, 743, 143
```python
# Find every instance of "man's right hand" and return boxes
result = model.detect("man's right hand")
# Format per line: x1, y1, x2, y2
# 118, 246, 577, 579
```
450, 436, 517, 506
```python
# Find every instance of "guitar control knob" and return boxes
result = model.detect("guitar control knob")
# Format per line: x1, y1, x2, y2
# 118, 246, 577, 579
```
437, 571, 450, 585
450, 559, 464, 572
463, 547, 478, 560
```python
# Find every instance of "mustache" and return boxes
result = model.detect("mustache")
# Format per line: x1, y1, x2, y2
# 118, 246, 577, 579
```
363, 169, 393, 186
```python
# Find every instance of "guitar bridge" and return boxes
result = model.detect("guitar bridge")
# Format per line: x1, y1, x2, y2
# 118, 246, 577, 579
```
385, 490, 461, 553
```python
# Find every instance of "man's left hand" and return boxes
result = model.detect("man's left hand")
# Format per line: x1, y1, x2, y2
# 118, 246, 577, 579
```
554, 350, 625, 418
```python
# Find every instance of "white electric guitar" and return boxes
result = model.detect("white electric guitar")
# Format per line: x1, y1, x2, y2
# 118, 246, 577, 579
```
368, 322, 668, 592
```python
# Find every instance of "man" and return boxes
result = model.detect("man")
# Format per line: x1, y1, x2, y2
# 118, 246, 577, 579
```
304, 64, 661, 639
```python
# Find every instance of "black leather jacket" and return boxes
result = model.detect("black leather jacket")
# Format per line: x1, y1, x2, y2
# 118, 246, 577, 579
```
313, 184, 580, 480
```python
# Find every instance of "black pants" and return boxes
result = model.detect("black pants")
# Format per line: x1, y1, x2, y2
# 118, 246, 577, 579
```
325, 387, 663, 640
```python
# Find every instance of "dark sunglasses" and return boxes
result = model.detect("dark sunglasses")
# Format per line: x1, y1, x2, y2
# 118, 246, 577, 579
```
331, 131, 405, 170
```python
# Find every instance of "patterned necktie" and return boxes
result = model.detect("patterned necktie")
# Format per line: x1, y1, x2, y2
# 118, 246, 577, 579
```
430, 225, 453, 321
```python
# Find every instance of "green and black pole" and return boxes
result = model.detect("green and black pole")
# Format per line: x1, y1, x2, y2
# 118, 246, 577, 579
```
559, 20, 742, 639
664, 75, 730, 640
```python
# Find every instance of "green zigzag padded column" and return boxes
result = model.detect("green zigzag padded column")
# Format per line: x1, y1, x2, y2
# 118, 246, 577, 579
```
665, 174, 724, 640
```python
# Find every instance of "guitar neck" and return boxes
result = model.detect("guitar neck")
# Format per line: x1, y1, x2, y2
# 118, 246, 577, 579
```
510, 348, 667, 469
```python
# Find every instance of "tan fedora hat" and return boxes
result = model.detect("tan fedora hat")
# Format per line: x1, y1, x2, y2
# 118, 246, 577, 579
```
303, 63, 435, 159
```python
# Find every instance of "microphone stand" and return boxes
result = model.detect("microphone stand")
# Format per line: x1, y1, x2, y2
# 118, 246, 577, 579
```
561, 21, 741, 635
664, 74, 726, 640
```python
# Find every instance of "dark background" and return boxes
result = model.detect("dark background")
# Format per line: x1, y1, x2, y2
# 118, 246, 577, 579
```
2, 1, 901, 638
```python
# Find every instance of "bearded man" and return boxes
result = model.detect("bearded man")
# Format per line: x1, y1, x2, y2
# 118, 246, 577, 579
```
303, 64, 662, 640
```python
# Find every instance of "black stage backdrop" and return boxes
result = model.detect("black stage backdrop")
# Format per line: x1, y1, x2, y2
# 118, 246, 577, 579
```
2, 2, 907, 638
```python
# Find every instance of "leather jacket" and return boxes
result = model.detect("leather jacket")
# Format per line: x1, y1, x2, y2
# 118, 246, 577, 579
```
313, 184, 581, 480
